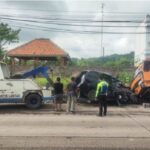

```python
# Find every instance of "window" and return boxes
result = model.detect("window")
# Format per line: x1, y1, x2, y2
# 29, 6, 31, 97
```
85, 71, 100, 82
144, 61, 150, 71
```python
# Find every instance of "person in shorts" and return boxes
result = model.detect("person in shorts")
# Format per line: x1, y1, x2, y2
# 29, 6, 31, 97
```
66, 77, 77, 113
53, 77, 64, 111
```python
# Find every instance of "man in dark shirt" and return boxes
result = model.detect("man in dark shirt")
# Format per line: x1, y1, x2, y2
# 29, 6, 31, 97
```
53, 77, 64, 111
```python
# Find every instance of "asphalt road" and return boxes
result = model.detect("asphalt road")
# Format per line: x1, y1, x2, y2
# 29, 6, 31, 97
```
0, 103, 150, 150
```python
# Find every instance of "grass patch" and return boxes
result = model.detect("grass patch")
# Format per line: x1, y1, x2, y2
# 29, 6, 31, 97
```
35, 78, 48, 87
35, 76, 70, 90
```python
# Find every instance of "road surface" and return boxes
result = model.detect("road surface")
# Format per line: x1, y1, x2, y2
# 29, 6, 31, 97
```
0, 103, 149, 149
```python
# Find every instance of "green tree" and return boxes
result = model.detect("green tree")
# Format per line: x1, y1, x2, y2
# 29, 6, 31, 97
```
0, 23, 20, 59
116, 71, 134, 85
70, 52, 134, 69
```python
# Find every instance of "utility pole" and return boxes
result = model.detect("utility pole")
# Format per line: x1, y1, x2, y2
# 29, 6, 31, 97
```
103, 47, 105, 57
101, 3, 104, 57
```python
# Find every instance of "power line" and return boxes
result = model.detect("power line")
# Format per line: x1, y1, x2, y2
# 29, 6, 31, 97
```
10, 24, 150, 35
1, 14, 150, 33
0, 12, 146, 21
2, 18, 148, 28
1, 16, 149, 30
0, 15, 146, 23
0, 13, 149, 34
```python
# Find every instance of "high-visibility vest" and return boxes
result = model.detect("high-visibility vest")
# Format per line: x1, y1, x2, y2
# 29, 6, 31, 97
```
95, 81, 109, 97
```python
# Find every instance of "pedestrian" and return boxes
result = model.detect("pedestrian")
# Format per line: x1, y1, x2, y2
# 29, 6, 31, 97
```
53, 77, 64, 111
95, 79, 109, 116
66, 77, 77, 113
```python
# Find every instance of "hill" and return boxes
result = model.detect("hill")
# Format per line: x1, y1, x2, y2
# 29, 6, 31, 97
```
71, 52, 134, 69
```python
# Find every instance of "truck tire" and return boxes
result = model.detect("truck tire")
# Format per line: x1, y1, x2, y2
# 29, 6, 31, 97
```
25, 94, 42, 109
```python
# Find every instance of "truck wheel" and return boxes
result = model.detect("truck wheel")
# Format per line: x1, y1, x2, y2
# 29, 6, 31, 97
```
25, 94, 42, 109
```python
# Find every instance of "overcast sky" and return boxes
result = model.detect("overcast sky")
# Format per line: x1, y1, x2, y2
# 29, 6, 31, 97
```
0, 0, 150, 58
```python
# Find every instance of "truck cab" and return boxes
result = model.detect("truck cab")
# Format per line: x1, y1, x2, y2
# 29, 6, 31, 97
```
130, 61, 150, 100
0, 62, 53, 109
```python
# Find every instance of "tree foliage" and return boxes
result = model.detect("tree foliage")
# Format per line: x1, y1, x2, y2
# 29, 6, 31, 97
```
0, 23, 20, 59
71, 52, 134, 69
116, 71, 134, 85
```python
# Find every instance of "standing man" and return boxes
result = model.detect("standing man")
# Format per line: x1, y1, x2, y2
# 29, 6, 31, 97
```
95, 79, 109, 116
66, 77, 77, 113
53, 77, 64, 111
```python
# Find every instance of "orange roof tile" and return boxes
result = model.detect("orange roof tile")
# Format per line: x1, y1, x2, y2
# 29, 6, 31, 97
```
7, 38, 68, 58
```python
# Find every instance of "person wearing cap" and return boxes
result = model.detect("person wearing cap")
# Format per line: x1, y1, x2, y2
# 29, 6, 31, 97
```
95, 79, 109, 116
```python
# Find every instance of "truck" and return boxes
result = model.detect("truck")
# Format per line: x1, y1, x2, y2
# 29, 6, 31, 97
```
130, 15, 150, 102
0, 61, 53, 109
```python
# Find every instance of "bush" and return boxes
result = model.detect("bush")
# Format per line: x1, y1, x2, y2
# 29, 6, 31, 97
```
34, 76, 70, 90
35, 78, 48, 87
117, 71, 134, 85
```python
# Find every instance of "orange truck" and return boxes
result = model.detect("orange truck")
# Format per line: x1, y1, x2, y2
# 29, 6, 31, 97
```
130, 15, 150, 101
130, 61, 150, 100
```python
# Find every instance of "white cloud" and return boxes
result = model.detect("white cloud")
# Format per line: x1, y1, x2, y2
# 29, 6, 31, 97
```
114, 37, 128, 49
1, 0, 150, 58
52, 34, 100, 58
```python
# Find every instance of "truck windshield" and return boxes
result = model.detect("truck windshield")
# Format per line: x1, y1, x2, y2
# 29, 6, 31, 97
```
144, 61, 150, 71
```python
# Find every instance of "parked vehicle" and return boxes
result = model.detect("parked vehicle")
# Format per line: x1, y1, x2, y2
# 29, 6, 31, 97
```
130, 15, 150, 102
0, 62, 53, 109
76, 70, 133, 105
130, 61, 150, 102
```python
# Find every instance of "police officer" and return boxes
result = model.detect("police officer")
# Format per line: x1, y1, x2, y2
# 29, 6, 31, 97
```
95, 79, 109, 116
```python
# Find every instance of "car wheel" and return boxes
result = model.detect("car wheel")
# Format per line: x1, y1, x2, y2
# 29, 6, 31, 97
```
25, 94, 42, 109
129, 93, 138, 104
116, 93, 129, 106
87, 89, 96, 102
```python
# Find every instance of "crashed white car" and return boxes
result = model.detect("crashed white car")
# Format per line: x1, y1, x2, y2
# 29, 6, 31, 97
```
0, 62, 53, 109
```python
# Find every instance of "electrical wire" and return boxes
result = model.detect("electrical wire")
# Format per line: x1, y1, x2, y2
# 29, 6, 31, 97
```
0, 15, 146, 24
9, 24, 150, 34
1, 17, 148, 28
0, 12, 149, 34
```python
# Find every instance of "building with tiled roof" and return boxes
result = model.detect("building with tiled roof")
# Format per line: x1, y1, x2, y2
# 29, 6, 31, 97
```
7, 38, 69, 60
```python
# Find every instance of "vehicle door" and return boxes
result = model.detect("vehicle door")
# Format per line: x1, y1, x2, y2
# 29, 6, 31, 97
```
4, 79, 24, 102
0, 79, 14, 103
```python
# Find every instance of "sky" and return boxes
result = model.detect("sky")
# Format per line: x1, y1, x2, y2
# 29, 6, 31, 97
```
0, 0, 150, 58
